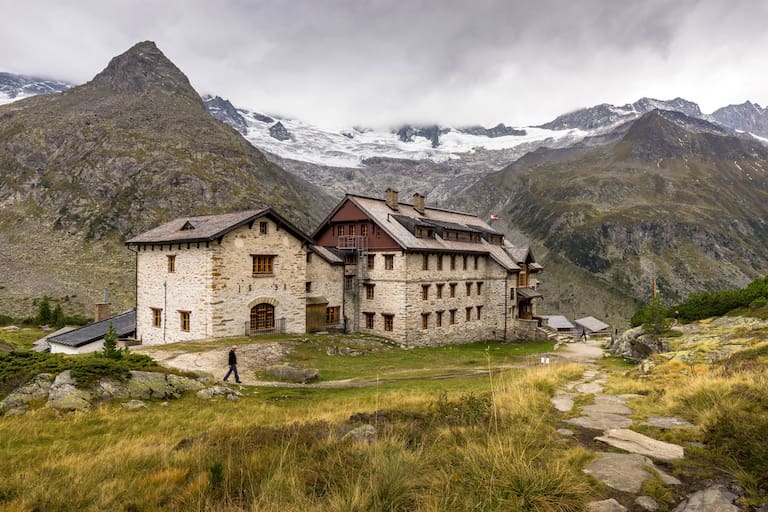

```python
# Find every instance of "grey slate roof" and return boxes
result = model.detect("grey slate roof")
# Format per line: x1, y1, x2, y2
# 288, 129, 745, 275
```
125, 208, 313, 246
574, 316, 610, 333
542, 315, 575, 330
47, 310, 136, 348
310, 245, 344, 264
339, 195, 521, 271
33, 326, 77, 352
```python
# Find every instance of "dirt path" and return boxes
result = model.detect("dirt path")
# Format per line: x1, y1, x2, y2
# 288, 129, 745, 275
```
551, 338, 606, 364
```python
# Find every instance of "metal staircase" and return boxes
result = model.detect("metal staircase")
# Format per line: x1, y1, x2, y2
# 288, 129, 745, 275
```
337, 235, 369, 332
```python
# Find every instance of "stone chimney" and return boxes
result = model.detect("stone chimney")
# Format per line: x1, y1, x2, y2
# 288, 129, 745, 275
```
412, 193, 425, 214
94, 289, 111, 322
385, 188, 399, 211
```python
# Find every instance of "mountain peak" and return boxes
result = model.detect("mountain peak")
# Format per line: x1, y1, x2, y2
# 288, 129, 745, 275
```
89, 41, 196, 97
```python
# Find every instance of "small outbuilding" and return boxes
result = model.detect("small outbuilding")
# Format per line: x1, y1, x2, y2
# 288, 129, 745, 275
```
47, 310, 136, 354
540, 315, 576, 333
574, 316, 610, 335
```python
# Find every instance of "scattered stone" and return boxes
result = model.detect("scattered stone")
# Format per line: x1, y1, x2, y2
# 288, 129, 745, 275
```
343, 424, 376, 443
642, 416, 695, 429
671, 485, 740, 512
552, 393, 576, 412
266, 364, 319, 383
1, 325, 20, 331
587, 498, 627, 512
581, 401, 633, 416
565, 411, 632, 430
121, 400, 148, 410
595, 429, 685, 461
635, 496, 659, 511
196, 385, 243, 400
584, 452, 680, 494
556, 428, 574, 437
1, 373, 54, 413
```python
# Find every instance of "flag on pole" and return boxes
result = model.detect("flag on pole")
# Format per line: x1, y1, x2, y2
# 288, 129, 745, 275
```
489, 214, 500, 221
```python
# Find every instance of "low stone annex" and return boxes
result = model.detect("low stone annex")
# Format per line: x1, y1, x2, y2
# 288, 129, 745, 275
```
125, 189, 544, 347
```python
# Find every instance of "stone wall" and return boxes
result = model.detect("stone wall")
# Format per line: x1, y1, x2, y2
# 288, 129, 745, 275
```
135, 245, 212, 345
307, 252, 345, 327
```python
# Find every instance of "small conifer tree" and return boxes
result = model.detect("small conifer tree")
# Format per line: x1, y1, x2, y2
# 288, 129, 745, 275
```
36, 296, 52, 325
102, 323, 122, 359
52, 304, 65, 329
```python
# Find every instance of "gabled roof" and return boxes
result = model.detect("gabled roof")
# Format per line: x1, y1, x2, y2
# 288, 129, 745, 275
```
314, 194, 520, 271
47, 310, 136, 348
310, 245, 344, 265
574, 316, 610, 332
126, 208, 313, 246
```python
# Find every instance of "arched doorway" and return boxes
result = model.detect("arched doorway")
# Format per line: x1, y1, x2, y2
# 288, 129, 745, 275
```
250, 303, 275, 332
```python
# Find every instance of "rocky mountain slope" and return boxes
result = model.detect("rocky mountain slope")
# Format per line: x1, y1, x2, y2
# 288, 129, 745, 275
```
0, 72, 71, 105
0, 41, 334, 317
469, 109, 768, 321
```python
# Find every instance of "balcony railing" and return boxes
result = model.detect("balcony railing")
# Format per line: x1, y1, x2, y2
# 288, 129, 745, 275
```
244, 317, 286, 336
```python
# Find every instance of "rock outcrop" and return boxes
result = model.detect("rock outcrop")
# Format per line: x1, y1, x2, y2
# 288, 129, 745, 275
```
608, 326, 668, 361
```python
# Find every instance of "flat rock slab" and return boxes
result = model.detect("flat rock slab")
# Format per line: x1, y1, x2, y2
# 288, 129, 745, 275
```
596, 428, 684, 461
576, 381, 605, 394
552, 393, 576, 412
584, 452, 681, 494
587, 498, 627, 512
672, 485, 740, 512
565, 412, 632, 430
642, 416, 695, 429
582, 402, 633, 415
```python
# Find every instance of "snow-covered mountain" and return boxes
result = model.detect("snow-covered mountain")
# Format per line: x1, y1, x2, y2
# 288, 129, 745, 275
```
0, 72, 71, 105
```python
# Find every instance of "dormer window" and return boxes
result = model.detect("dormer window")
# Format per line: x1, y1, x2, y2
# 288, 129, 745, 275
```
181, 220, 202, 231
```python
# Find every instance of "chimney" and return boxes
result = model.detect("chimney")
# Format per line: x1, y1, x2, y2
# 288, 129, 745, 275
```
412, 193, 425, 214
94, 289, 111, 322
385, 187, 399, 211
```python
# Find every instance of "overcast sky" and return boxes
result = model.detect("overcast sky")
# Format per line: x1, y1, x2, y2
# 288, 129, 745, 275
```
2, 0, 766, 129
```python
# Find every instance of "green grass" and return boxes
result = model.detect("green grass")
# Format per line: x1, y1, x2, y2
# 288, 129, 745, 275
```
0, 326, 46, 350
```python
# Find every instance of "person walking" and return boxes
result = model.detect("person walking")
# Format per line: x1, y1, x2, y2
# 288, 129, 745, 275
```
223, 345, 241, 383
580, 328, 588, 343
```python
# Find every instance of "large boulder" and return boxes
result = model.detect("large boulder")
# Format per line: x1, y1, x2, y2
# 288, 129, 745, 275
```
47, 370, 94, 412
266, 364, 319, 383
123, 371, 204, 400
1, 373, 55, 414
610, 326, 668, 361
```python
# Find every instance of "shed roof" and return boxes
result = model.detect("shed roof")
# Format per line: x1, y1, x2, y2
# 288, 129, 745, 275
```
47, 310, 136, 348
574, 316, 610, 332
543, 315, 575, 330
517, 287, 543, 299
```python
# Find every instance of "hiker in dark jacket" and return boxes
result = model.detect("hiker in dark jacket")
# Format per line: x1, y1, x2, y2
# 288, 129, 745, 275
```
223, 346, 241, 383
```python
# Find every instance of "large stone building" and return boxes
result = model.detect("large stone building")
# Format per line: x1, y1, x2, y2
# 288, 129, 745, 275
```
126, 208, 344, 345
127, 191, 544, 346
313, 189, 543, 346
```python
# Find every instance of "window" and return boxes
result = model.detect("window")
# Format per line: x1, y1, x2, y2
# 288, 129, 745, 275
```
326, 306, 340, 325
365, 284, 375, 300
436, 283, 444, 299
367, 254, 375, 270
466, 282, 472, 296
437, 255, 443, 270
361, 224, 368, 237
345, 276, 354, 289
465, 307, 472, 322
306, 282, 312, 293
450, 255, 456, 270
345, 253, 357, 265
349, 224, 356, 236
518, 265, 528, 287
151, 308, 162, 328
449, 309, 457, 324
250, 303, 274, 331
421, 284, 430, 300
179, 311, 190, 332
463, 255, 468, 270
383, 314, 394, 331
337, 225, 344, 236
474, 255, 479, 270
252, 255, 274, 274
436, 310, 443, 327
167, 255, 176, 273
384, 255, 394, 270
477, 305, 483, 320
421, 313, 430, 330
364, 312, 375, 329
422, 253, 429, 270
306, 252, 313, 263
259, 221, 268, 235
449, 283, 457, 298
477, 282, 483, 295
